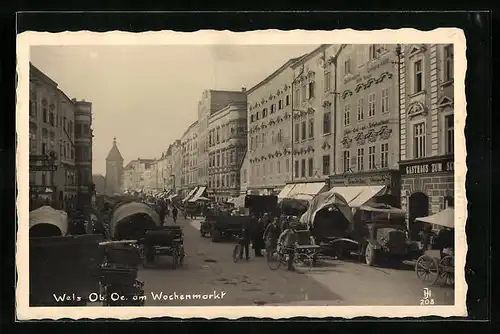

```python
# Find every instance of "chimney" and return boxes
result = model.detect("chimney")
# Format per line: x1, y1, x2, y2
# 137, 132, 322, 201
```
241, 87, 246, 92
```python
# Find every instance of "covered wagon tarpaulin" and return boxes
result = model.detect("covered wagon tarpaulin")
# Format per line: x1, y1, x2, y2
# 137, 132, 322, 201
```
416, 207, 455, 229
299, 189, 354, 227
29, 206, 69, 236
109, 201, 161, 239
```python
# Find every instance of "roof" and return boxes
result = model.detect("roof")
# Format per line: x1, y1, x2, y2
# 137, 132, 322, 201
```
246, 56, 305, 94
290, 44, 329, 69
106, 137, 124, 161
30, 63, 58, 87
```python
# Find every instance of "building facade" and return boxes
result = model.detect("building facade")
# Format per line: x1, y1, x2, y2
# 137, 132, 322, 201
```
398, 44, 455, 238
331, 44, 402, 198
123, 158, 155, 192
104, 137, 124, 195
247, 57, 302, 195
239, 152, 249, 195
207, 101, 248, 202
92, 174, 105, 194
29, 64, 88, 211
73, 99, 94, 208
197, 89, 248, 188
180, 121, 199, 196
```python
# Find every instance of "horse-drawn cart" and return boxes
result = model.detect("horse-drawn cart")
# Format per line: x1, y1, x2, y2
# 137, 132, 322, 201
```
140, 225, 185, 269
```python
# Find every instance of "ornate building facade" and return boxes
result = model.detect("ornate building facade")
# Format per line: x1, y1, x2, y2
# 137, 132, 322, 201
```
207, 101, 248, 202
398, 44, 455, 238
104, 137, 124, 195
180, 120, 199, 196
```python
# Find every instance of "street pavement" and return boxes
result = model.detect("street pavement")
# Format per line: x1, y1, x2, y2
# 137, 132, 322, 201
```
137, 217, 454, 307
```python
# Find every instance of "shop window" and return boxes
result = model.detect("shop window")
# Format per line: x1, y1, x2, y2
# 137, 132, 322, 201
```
343, 151, 350, 173
444, 45, 454, 81
413, 122, 426, 158
368, 146, 376, 170
381, 88, 389, 113
322, 155, 330, 175
414, 60, 423, 93
301, 159, 306, 178
380, 143, 389, 168
357, 98, 364, 121
308, 119, 314, 139
368, 93, 376, 117
323, 110, 331, 134
301, 121, 306, 141
344, 103, 351, 126
445, 114, 454, 154
357, 148, 364, 171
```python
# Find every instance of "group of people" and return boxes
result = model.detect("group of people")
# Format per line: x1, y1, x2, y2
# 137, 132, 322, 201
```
155, 199, 178, 225
237, 212, 315, 270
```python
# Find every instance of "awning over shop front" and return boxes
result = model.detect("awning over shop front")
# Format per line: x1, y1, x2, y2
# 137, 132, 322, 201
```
183, 187, 199, 203
277, 184, 296, 199
330, 185, 386, 208
286, 182, 327, 200
189, 186, 207, 202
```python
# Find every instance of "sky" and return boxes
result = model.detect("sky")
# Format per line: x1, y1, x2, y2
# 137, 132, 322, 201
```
30, 44, 318, 175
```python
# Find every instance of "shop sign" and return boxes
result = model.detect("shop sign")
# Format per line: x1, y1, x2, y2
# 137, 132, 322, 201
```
331, 172, 391, 186
344, 119, 390, 136
401, 157, 454, 176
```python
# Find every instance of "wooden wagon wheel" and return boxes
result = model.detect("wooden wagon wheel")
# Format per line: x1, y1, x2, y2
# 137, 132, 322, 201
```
415, 255, 440, 285
439, 255, 455, 286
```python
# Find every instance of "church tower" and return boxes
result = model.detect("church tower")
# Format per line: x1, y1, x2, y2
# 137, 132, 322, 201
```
104, 137, 124, 195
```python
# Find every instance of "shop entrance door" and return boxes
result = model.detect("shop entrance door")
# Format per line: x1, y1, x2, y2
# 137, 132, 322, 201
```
408, 192, 429, 240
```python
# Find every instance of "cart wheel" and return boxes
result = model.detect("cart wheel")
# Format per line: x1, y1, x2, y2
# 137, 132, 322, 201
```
266, 249, 281, 270
365, 243, 377, 266
439, 255, 454, 286
233, 244, 242, 263
172, 249, 178, 269
415, 255, 440, 285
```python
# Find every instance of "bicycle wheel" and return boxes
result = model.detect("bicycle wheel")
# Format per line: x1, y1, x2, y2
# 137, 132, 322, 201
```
233, 244, 242, 263
267, 249, 281, 270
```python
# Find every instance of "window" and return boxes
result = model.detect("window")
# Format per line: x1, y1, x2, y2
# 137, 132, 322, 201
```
357, 98, 364, 121
308, 82, 315, 99
278, 100, 283, 110
216, 128, 220, 142
301, 121, 306, 141
301, 159, 306, 178
271, 130, 275, 144
444, 45, 454, 81
286, 95, 290, 106
261, 133, 265, 147
294, 123, 300, 143
322, 155, 330, 175
269, 161, 273, 173
414, 122, 426, 158
29, 124, 37, 153
294, 88, 300, 105
277, 129, 283, 142
294, 160, 299, 178
250, 115, 254, 123
308, 119, 314, 139
286, 159, 290, 173
368, 146, 376, 169
368, 93, 376, 117
344, 104, 351, 126
357, 47, 365, 67
30, 100, 37, 117
414, 60, 423, 93
308, 158, 314, 177
323, 110, 331, 134
381, 88, 389, 113
43, 106, 48, 123
41, 173, 46, 186
369, 44, 387, 60
445, 114, 454, 154
380, 143, 389, 168
324, 72, 331, 92
256, 112, 260, 120
344, 58, 352, 75
301, 84, 307, 102
357, 148, 364, 171
343, 151, 350, 173
277, 160, 281, 174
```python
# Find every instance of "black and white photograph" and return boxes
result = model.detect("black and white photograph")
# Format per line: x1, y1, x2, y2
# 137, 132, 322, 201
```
16, 29, 467, 319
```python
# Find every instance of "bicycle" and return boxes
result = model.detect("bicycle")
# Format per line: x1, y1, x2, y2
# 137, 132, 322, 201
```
232, 237, 249, 263
266, 242, 316, 273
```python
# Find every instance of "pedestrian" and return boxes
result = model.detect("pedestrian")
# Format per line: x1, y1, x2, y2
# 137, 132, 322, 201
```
239, 220, 251, 261
263, 217, 280, 254
159, 202, 166, 226
172, 205, 178, 224
252, 214, 265, 257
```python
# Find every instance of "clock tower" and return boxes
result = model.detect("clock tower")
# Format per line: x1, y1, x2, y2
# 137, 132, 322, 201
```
104, 137, 124, 195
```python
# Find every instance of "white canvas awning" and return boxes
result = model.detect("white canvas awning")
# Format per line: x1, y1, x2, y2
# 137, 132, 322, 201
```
416, 207, 454, 229
285, 182, 327, 200
277, 184, 296, 199
183, 187, 198, 203
330, 185, 386, 208
189, 186, 207, 202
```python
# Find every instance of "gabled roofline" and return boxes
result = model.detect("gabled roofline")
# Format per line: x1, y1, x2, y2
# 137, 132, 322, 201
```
290, 44, 330, 69
246, 56, 304, 95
